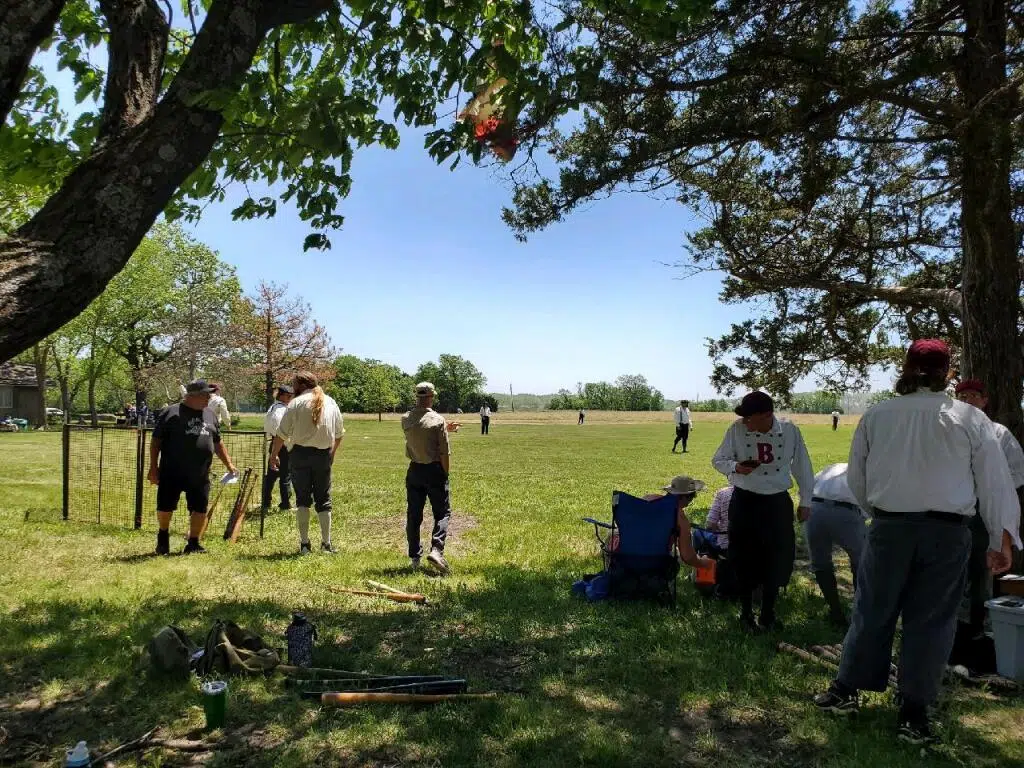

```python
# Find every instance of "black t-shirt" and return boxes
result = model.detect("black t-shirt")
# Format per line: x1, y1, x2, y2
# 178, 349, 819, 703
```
153, 404, 220, 481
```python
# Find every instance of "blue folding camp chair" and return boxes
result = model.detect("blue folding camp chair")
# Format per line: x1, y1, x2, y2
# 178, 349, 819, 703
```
582, 491, 681, 606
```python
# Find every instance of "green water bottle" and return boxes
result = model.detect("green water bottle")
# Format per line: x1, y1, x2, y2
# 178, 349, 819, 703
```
201, 680, 228, 729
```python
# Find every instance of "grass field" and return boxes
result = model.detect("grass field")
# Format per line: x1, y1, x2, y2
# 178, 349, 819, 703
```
0, 418, 1020, 767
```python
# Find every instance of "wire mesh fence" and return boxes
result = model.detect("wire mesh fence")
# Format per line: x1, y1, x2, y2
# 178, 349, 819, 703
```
64, 425, 267, 536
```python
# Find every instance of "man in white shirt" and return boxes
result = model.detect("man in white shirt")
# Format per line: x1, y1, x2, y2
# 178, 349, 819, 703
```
805, 463, 867, 627
209, 383, 231, 427
953, 378, 1024, 644
712, 391, 814, 632
831, 410, 840, 431
270, 371, 345, 555
672, 400, 692, 453
480, 404, 491, 435
814, 340, 1017, 745
261, 384, 294, 512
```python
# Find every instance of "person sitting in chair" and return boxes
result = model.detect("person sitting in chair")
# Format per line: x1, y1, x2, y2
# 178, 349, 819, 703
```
692, 485, 733, 558
643, 475, 713, 569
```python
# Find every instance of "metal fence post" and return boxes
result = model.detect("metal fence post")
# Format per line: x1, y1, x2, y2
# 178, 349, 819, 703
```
97, 427, 105, 524
259, 433, 268, 538
62, 424, 70, 521
134, 428, 146, 529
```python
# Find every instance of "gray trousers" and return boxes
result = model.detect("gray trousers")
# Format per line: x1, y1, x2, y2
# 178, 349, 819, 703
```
837, 515, 970, 706
290, 446, 333, 513
805, 499, 866, 576
406, 462, 451, 558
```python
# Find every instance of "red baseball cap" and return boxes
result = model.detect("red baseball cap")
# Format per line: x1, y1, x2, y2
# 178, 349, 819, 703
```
955, 378, 985, 396
905, 339, 951, 368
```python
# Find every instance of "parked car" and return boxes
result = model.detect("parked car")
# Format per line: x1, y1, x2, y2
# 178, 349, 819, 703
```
46, 407, 65, 422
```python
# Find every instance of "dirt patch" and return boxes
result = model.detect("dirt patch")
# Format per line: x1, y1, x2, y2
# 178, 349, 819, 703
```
345, 512, 479, 555
669, 701, 818, 768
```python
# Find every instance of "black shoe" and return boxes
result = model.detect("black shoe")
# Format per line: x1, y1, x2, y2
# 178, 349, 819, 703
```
279, 504, 292, 511
182, 539, 206, 555
740, 612, 762, 633
155, 530, 170, 556
897, 715, 934, 746
321, 542, 337, 554
299, 542, 311, 555
813, 684, 859, 715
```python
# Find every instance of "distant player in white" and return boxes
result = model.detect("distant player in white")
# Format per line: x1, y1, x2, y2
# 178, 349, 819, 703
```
672, 400, 692, 453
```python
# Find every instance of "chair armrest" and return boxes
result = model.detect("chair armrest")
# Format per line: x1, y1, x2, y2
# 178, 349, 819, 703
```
581, 517, 613, 529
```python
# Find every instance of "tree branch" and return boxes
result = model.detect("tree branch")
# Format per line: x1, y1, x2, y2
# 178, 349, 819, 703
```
0, 0, 66, 127
97, 0, 170, 144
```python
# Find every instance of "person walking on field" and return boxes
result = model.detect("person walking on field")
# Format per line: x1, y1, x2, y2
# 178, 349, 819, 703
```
261, 384, 295, 512
831, 409, 840, 431
712, 391, 814, 632
578, 408, 586, 425
813, 340, 1016, 745
480, 404, 491, 435
270, 371, 344, 555
806, 463, 867, 627
672, 400, 692, 453
209, 383, 231, 427
148, 380, 237, 555
402, 382, 458, 575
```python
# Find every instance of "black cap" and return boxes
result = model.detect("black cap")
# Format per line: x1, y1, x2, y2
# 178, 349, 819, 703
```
185, 379, 215, 395
734, 391, 774, 417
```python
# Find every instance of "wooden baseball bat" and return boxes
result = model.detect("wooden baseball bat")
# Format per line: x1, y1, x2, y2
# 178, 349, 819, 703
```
320, 692, 496, 706
332, 587, 427, 604
367, 579, 407, 595
201, 483, 226, 538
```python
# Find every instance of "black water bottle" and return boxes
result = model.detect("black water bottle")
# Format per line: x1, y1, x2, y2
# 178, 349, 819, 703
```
284, 613, 317, 668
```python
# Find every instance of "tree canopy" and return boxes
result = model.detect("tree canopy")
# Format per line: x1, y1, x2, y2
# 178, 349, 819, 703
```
503, 0, 1024, 434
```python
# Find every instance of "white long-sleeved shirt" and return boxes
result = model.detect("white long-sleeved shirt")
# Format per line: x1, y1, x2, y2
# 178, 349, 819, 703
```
263, 400, 288, 438
480, 407, 491, 419
278, 391, 345, 450
674, 406, 691, 426
812, 463, 861, 509
711, 417, 815, 506
847, 390, 1021, 551
209, 393, 230, 427
993, 422, 1024, 489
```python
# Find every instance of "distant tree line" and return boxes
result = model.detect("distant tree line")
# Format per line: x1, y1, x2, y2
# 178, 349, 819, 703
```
548, 375, 665, 411
328, 353, 495, 419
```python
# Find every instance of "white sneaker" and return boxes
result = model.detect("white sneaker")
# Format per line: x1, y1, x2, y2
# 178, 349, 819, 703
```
426, 549, 449, 575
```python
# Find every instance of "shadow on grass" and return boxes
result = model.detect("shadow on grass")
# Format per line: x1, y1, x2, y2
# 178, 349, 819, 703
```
0, 562, 1018, 767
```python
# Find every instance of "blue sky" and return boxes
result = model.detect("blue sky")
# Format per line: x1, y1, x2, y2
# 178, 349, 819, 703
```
187, 134, 744, 399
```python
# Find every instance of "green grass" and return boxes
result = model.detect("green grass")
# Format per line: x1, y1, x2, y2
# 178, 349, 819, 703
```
0, 422, 1020, 767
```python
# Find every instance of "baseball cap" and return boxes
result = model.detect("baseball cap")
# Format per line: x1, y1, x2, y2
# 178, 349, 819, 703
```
734, 391, 774, 417
663, 475, 706, 495
415, 382, 436, 396
955, 378, 985, 396
276, 384, 294, 395
906, 339, 951, 369
185, 379, 215, 395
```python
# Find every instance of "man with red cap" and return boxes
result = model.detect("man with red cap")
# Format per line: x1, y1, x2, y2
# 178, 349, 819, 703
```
712, 390, 814, 632
953, 378, 1023, 663
814, 339, 1016, 745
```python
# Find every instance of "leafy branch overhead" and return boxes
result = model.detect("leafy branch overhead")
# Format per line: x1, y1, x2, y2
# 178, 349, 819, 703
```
0, 0, 550, 359
497, 0, 1024, 436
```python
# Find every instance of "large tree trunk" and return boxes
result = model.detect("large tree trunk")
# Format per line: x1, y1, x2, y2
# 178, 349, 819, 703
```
0, 0, 65, 126
957, 0, 1024, 440
0, 0, 334, 361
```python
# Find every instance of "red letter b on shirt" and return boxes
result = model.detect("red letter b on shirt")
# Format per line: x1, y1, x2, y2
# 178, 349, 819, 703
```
757, 443, 775, 464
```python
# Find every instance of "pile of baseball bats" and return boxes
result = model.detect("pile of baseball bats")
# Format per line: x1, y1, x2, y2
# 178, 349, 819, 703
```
283, 666, 494, 705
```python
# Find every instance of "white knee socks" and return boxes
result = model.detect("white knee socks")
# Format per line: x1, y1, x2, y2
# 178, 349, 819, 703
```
296, 506, 311, 545
318, 510, 332, 546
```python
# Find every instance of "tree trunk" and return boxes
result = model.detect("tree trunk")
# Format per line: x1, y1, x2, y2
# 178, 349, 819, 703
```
88, 378, 98, 427
0, 0, 65, 126
32, 343, 48, 429
0, 0, 334, 361
957, 0, 1024, 440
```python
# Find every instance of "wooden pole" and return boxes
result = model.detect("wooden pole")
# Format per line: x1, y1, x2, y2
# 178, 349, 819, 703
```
321, 691, 496, 706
